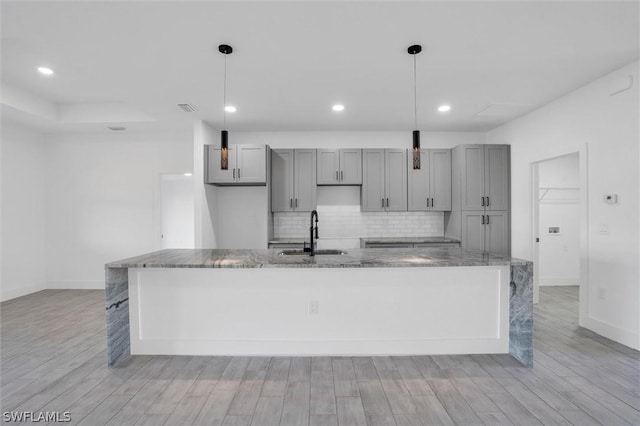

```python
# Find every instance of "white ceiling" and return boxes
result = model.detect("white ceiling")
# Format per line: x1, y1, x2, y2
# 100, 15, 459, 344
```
1, 1, 638, 133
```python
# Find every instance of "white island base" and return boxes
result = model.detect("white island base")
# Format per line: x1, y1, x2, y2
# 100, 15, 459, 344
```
128, 266, 510, 357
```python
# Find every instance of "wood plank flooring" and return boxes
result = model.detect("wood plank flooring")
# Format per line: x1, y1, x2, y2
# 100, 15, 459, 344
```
1, 287, 638, 425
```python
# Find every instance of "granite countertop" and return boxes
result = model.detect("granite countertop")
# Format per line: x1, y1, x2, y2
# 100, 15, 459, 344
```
107, 247, 529, 269
360, 237, 460, 244
268, 239, 309, 244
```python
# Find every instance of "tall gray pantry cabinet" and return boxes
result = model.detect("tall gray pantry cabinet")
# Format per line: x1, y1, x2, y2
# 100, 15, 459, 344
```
446, 144, 511, 255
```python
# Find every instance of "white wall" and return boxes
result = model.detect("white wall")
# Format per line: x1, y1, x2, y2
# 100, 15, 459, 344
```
538, 153, 580, 286
487, 61, 639, 349
160, 174, 195, 249
197, 129, 484, 248
0, 122, 47, 301
45, 130, 192, 289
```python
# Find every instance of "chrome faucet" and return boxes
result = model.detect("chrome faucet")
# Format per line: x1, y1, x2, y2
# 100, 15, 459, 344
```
309, 210, 319, 256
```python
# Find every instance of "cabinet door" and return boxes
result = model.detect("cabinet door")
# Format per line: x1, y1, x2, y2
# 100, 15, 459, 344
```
484, 145, 509, 211
293, 149, 317, 211
461, 211, 485, 252
361, 149, 385, 211
460, 145, 485, 210
385, 149, 407, 211
207, 146, 237, 184
485, 211, 509, 255
339, 149, 362, 184
237, 145, 266, 183
407, 150, 429, 211
271, 149, 294, 212
317, 149, 340, 185
429, 149, 451, 211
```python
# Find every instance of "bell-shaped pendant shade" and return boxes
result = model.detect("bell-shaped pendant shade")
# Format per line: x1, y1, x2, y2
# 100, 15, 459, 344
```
220, 130, 229, 170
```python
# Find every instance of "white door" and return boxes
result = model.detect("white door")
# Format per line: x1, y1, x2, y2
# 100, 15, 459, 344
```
160, 174, 195, 249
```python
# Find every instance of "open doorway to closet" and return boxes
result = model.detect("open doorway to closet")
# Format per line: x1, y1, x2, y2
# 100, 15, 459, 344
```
531, 153, 580, 313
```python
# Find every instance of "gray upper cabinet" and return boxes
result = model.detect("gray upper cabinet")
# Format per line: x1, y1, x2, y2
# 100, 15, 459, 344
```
271, 149, 317, 212
317, 149, 362, 185
459, 145, 509, 211
205, 144, 267, 185
362, 149, 407, 212
407, 149, 451, 211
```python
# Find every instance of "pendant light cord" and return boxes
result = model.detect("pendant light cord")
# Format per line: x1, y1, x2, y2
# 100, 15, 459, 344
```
413, 54, 417, 130
223, 53, 227, 129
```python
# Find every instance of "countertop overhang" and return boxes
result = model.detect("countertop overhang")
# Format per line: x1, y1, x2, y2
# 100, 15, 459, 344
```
107, 247, 529, 269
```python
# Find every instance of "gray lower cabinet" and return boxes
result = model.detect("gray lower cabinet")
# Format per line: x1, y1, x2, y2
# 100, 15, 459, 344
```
407, 149, 451, 211
205, 144, 267, 185
362, 149, 407, 211
362, 242, 461, 249
271, 149, 317, 212
461, 211, 509, 255
317, 149, 362, 185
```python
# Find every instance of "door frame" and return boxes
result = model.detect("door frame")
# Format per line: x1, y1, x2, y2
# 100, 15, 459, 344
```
529, 146, 589, 329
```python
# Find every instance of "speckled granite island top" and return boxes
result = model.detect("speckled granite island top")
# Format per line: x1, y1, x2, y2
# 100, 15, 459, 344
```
107, 246, 526, 269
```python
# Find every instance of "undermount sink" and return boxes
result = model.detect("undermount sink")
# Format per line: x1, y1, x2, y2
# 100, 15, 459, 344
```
278, 249, 347, 256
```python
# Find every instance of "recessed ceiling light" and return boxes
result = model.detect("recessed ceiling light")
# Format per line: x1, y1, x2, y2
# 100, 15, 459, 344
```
184, 172, 193, 177
332, 104, 345, 112
108, 126, 126, 131
224, 105, 237, 113
37, 66, 54, 76
438, 105, 451, 112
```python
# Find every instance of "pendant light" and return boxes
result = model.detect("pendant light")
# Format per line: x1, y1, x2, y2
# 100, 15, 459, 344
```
408, 44, 422, 170
219, 44, 233, 170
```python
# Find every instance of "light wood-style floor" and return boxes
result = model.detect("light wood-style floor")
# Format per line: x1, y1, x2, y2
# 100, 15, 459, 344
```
1, 287, 638, 425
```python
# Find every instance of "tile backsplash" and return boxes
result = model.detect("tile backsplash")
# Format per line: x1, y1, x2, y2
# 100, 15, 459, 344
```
274, 208, 444, 239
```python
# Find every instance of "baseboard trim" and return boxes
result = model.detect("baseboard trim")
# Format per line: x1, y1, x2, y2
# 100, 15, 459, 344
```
47, 280, 104, 290
0, 283, 47, 302
539, 277, 579, 286
582, 316, 640, 350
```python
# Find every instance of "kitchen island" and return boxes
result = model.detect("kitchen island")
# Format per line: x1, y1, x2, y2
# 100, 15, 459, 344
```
105, 247, 532, 368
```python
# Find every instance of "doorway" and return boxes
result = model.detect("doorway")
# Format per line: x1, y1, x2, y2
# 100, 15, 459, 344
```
531, 152, 583, 315
160, 174, 195, 249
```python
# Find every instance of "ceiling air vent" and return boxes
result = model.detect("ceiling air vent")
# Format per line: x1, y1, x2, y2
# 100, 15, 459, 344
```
108, 126, 126, 131
177, 103, 198, 112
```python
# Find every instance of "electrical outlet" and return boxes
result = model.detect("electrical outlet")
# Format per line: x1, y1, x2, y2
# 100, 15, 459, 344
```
309, 300, 319, 314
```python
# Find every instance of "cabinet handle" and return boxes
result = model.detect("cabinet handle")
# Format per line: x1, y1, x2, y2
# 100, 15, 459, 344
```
431, 198, 434, 208
481, 196, 485, 206
336, 171, 339, 181
382, 198, 385, 208
427, 198, 430, 208
238, 168, 241, 179
486, 215, 490, 225
233, 168, 236, 179
290, 198, 293, 208
486, 196, 489, 206
341, 171, 343, 181
386, 198, 389, 207
481, 215, 485, 225
295, 198, 298, 208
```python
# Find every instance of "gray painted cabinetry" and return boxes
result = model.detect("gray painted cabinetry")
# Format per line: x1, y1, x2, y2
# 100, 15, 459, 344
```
407, 148, 452, 211
317, 149, 362, 185
362, 149, 407, 211
205, 144, 267, 185
271, 149, 317, 212
447, 144, 510, 255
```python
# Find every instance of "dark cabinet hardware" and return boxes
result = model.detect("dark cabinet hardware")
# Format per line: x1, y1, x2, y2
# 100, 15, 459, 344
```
481, 215, 485, 225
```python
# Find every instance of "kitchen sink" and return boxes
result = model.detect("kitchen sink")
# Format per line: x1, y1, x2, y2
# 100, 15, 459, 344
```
278, 249, 347, 256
